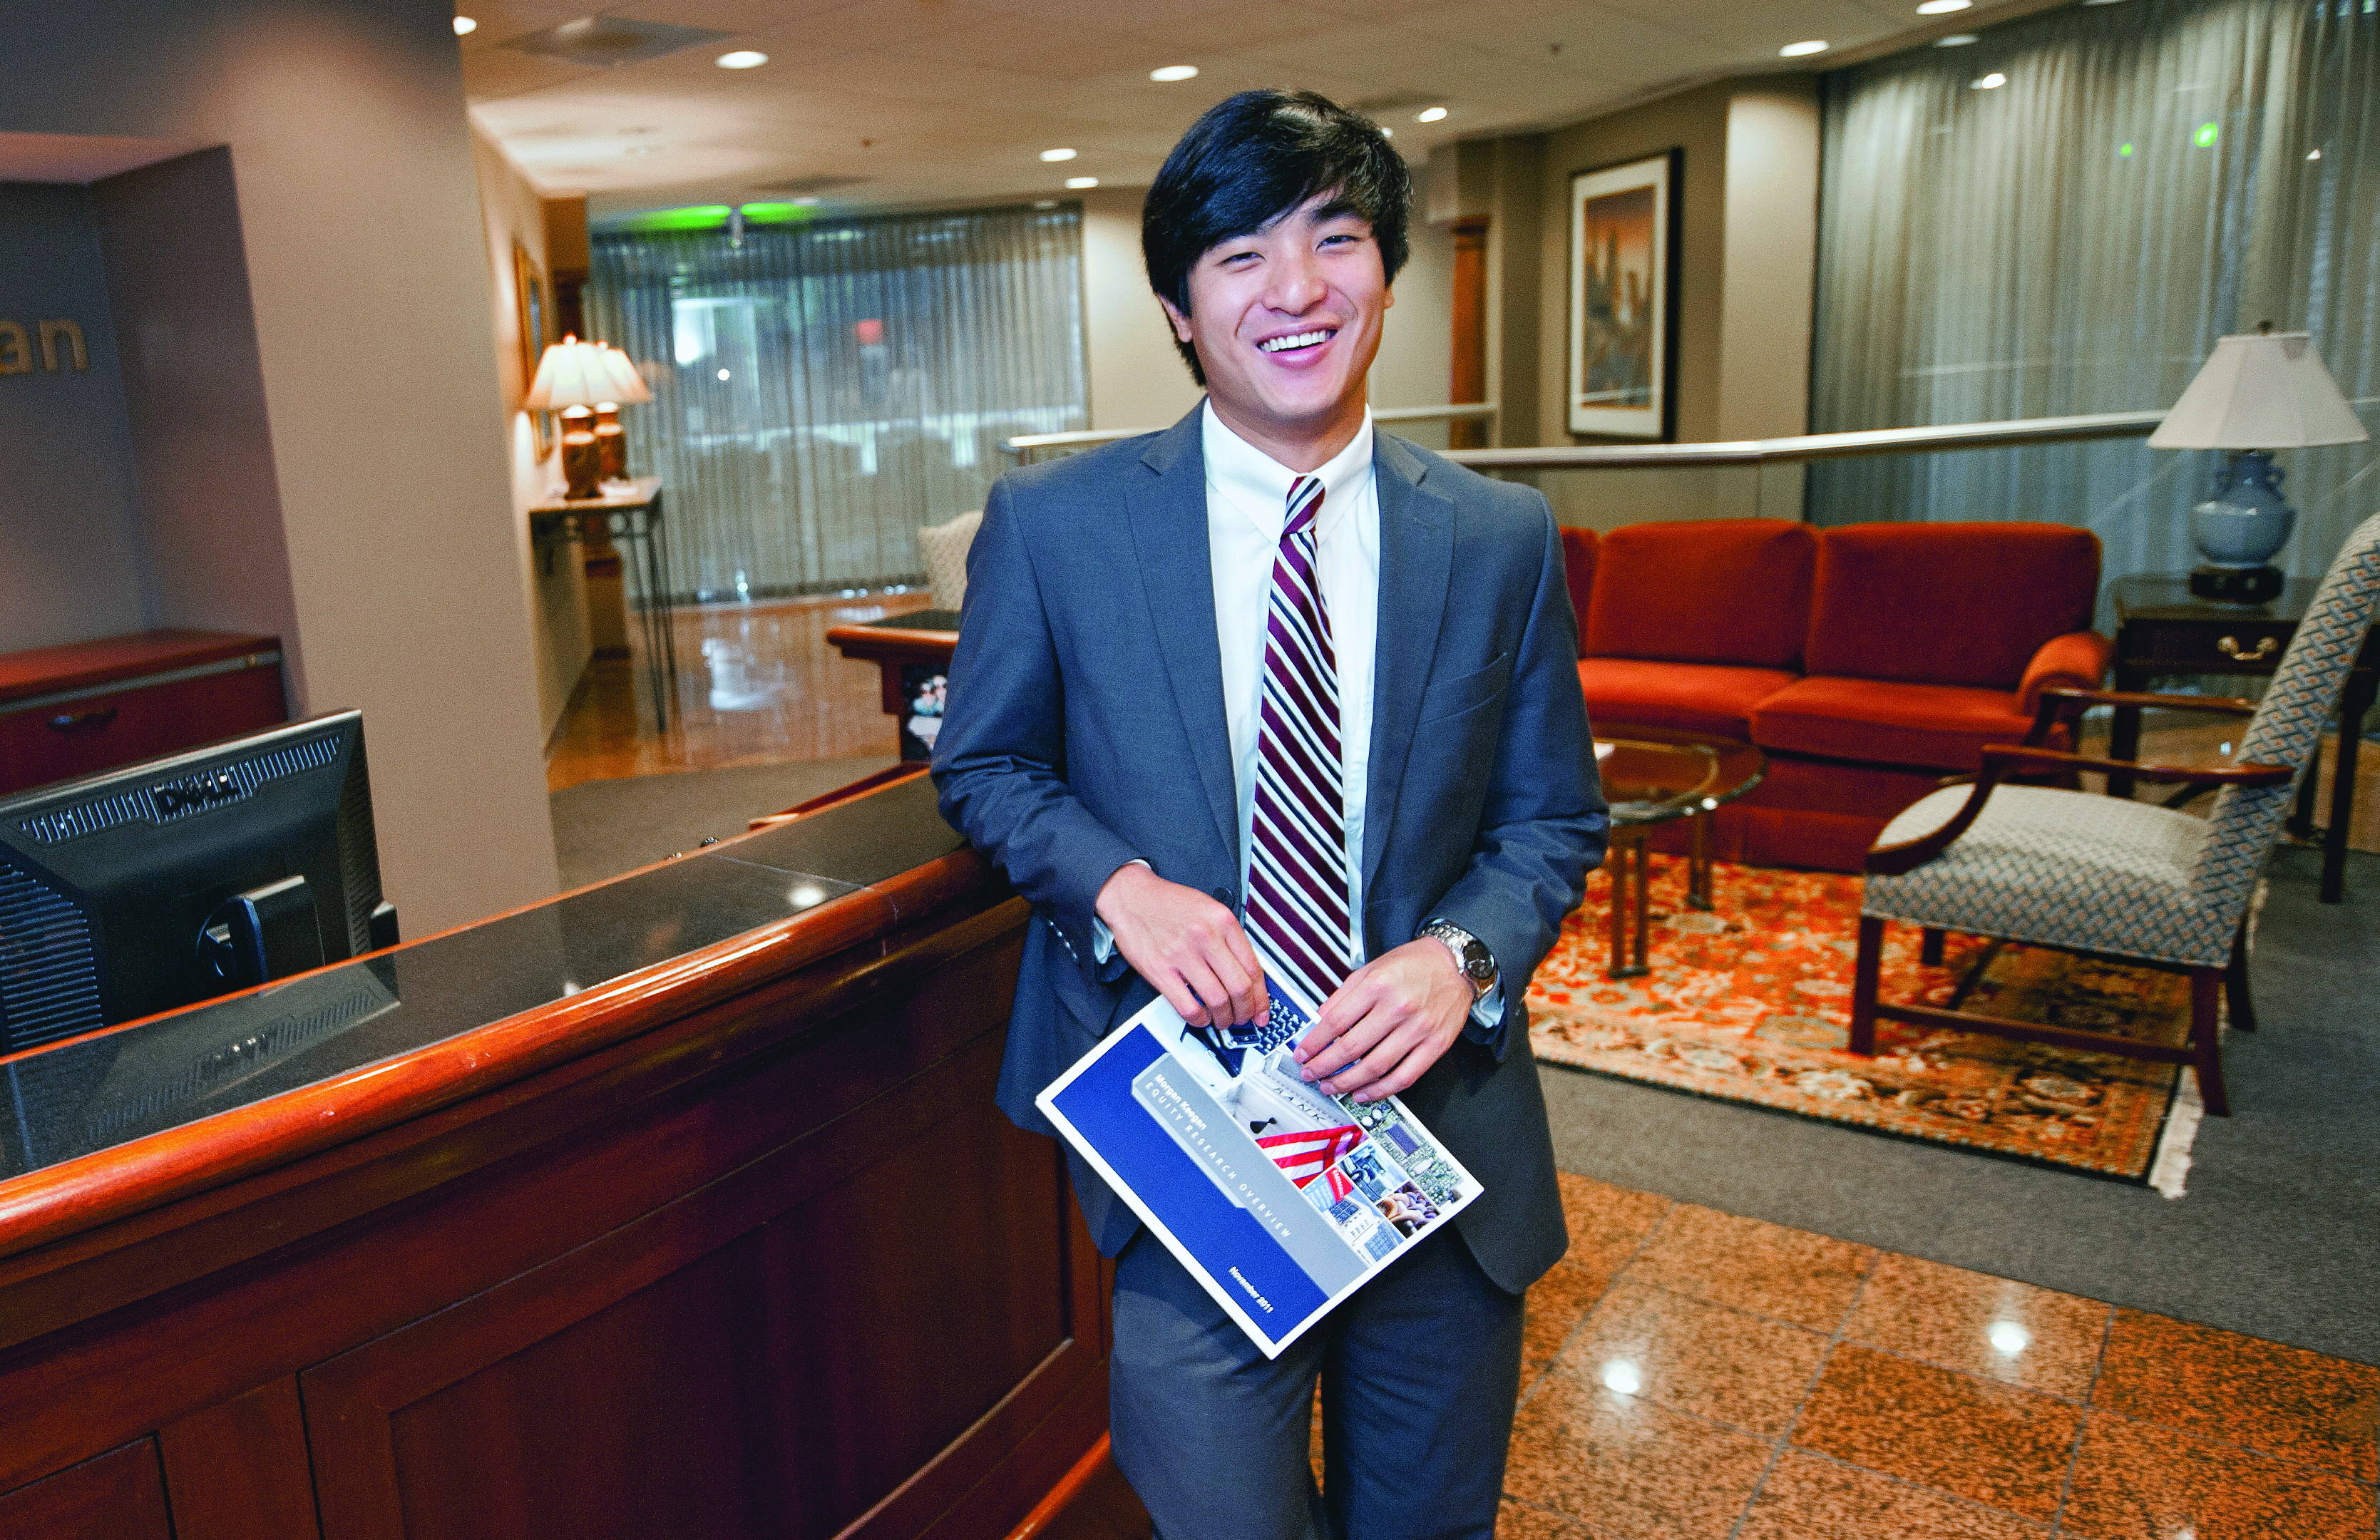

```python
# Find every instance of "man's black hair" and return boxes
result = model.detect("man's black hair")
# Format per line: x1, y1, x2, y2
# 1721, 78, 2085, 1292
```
1142, 89, 1412, 386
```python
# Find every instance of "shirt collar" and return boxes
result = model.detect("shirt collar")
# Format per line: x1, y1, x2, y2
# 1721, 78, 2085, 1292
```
1201, 401, 1373, 541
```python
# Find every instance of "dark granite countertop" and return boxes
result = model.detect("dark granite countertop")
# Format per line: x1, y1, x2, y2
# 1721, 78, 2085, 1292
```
0, 774, 967, 1181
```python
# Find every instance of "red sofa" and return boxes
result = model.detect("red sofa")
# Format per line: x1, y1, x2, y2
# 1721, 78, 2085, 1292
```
1561, 519, 2112, 871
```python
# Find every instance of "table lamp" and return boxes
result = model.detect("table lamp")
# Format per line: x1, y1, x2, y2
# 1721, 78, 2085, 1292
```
520, 335, 611, 499
591, 344, 652, 483
2147, 323, 2369, 604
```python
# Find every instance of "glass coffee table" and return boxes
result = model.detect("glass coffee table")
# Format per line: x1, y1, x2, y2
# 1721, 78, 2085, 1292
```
1596, 731, 1768, 978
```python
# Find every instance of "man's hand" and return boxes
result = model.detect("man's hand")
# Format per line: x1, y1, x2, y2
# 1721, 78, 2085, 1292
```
1293, 939, 1472, 1102
1095, 863, 1268, 1030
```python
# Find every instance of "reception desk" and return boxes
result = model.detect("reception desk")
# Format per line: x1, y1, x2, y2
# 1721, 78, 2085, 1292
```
0, 771, 1140, 1539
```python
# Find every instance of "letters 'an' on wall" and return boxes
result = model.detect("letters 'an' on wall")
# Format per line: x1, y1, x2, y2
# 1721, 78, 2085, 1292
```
0, 319, 88, 374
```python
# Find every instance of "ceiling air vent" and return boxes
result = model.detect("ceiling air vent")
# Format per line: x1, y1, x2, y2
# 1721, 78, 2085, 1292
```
505, 16, 731, 67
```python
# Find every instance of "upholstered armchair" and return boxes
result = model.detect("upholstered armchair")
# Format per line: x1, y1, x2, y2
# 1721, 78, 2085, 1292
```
1850, 511, 2380, 1116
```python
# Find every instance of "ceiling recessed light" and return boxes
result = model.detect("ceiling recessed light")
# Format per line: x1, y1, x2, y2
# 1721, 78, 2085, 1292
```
1934, 32, 1979, 45
453, 15, 478, 34
1040, 147, 1077, 162
1065, 176, 1098, 188
1416, 106, 1448, 123
1916, 0, 1971, 13
1973, 71, 2007, 88
1149, 64, 1199, 81
1779, 39, 1829, 56
715, 49, 767, 68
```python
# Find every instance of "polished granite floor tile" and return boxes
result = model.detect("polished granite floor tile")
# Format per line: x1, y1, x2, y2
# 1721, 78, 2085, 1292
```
1791, 1345, 2083, 1519
1625, 1203, 1877, 1332
2059, 1410, 2380, 1540
1554, 1169, 1673, 1275
546, 592, 935, 791
1521, 1260, 1611, 1392
1560, 1279, 1829, 1437
1845, 1253, 2112, 1400
2093, 1308, 2380, 1481
1737, 1451, 2048, 1540
1504, 1367, 1774, 1539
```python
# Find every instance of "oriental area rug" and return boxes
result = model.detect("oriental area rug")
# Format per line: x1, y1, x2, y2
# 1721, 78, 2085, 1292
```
1527, 858, 2205, 1184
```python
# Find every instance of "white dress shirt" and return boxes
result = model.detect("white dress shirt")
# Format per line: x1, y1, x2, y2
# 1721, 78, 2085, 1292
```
1097, 402, 1500, 1028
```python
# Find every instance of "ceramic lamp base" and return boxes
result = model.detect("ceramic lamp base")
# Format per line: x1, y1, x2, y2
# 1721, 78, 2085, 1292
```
2189, 564, 2284, 605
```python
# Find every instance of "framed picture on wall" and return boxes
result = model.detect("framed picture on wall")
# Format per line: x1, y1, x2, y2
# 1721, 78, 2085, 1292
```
513, 240, 553, 460
1567, 148, 1681, 441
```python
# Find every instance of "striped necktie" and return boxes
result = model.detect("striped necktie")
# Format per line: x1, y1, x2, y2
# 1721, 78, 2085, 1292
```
1243, 473, 1355, 1014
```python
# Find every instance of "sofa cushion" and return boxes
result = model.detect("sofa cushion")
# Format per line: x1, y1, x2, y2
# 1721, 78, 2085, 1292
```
1561, 526, 1597, 658
1586, 519, 1816, 669
1805, 523, 2100, 689
1578, 657, 1799, 741
1749, 674, 2036, 771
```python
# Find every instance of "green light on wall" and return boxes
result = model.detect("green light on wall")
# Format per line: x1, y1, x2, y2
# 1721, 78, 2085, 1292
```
737, 202, 817, 226
614, 204, 734, 232
605, 201, 818, 233
2195, 121, 2220, 148
2119, 141, 2135, 157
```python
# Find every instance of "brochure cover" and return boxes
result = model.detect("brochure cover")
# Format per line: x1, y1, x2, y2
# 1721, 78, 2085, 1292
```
1036, 980, 1482, 1358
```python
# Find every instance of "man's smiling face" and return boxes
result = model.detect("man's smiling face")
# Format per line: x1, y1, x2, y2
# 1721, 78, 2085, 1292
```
1159, 192, 1392, 471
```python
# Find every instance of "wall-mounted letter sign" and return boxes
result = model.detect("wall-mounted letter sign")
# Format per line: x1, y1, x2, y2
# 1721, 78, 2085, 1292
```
0, 319, 89, 376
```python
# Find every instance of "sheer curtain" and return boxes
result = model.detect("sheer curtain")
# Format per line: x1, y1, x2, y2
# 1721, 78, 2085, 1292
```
588, 205, 1084, 602
1809, 0, 2380, 585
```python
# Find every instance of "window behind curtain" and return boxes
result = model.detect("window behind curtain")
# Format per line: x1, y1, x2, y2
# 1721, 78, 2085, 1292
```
1808, 0, 2380, 586
588, 204, 1085, 602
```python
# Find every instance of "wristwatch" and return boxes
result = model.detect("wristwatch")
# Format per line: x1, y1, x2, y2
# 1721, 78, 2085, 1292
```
1420, 920, 1497, 999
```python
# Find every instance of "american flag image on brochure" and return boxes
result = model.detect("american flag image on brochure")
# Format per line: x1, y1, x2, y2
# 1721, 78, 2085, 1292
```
1035, 978, 1483, 1359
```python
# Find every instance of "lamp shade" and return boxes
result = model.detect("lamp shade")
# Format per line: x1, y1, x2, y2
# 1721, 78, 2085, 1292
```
594, 344, 653, 405
2148, 330, 2369, 449
520, 336, 613, 412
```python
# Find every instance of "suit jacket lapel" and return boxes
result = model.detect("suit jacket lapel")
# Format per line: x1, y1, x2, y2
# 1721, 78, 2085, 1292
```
1365, 434, 1454, 899
1128, 408, 1241, 873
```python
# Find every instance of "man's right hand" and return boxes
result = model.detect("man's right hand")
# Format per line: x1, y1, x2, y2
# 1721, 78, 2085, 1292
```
1094, 863, 1268, 1030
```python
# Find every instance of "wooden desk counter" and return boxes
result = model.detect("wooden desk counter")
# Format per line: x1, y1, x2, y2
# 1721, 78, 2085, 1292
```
0, 772, 1133, 1540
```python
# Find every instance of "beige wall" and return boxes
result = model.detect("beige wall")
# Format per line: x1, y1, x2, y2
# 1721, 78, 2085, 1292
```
4, 0, 562, 932
1447, 76, 1824, 530
473, 126, 591, 741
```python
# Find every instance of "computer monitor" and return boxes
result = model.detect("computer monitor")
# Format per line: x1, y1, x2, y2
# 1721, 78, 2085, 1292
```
0, 711, 396, 1054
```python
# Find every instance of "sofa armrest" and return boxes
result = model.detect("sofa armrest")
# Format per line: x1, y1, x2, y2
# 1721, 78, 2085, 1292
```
2016, 630, 2111, 717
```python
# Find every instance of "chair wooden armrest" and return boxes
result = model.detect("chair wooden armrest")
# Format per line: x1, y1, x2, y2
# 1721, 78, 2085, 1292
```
1981, 743, 2293, 786
1869, 745, 2293, 876
2019, 684, 2262, 746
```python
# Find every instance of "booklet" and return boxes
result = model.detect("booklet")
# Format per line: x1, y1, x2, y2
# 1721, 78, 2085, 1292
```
1036, 980, 1482, 1358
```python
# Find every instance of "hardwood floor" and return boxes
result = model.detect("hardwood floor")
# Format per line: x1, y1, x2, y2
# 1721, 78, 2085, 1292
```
545, 591, 935, 792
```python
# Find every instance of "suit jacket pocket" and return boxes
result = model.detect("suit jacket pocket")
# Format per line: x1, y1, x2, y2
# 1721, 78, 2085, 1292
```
1415, 652, 1512, 727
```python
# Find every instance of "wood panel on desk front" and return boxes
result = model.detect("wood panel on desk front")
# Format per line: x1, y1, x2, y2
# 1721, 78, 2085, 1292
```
0, 823, 1118, 1539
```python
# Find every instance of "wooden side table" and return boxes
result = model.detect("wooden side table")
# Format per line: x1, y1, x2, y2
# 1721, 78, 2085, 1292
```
528, 478, 676, 732
2109, 575, 2378, 903
0, 630, 286, 796
826, 611, 960, 761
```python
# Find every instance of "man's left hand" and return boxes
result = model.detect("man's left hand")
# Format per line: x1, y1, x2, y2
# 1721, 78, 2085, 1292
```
1292, 939, 1473, 1102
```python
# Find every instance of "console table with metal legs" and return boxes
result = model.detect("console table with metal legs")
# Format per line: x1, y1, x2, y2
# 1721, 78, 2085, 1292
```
530, 478, 678, 734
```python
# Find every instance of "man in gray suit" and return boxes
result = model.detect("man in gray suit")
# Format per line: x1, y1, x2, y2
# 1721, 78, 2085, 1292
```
934, 89, 1606, 1540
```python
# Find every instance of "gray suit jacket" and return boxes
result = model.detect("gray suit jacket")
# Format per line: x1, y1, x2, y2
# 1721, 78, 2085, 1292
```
933, 406, 1608, 1295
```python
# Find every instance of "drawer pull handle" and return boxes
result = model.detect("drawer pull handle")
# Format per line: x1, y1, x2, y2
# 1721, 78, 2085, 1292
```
2217, 635, 2280, 662
46, 706, 118, 734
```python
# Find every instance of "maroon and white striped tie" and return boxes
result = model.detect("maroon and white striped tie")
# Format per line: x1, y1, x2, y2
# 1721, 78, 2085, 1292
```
1244, 474, 1355, 1012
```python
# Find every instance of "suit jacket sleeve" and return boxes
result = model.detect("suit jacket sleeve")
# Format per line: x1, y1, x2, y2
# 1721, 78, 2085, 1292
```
932, 476, 1144, 975
1430, 505, 1608, 1059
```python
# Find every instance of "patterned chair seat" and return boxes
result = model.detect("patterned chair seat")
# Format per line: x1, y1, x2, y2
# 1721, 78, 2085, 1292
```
1864, 784, 2227, 968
